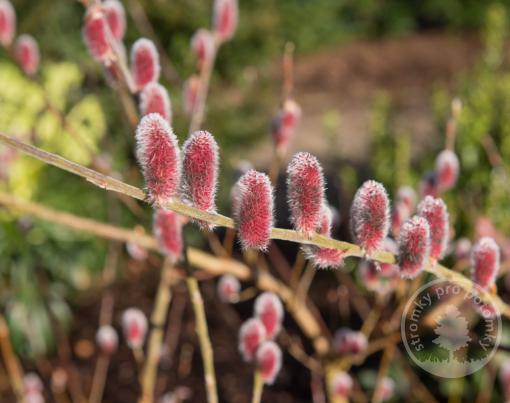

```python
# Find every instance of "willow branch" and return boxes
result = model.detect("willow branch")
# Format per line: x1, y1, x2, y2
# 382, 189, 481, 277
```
139, 258, 174, 403
184, 247, 218, 403
188, 38, 218, 133
0, 133, 509, 329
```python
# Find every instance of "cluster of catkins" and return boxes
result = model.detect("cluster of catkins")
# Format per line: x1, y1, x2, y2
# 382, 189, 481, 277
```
96, 308, 148, 356
184, 0, 238, 115
216, 277, 283, 384
329, 371, 394, 402
81, 0, 172, 122
237, 292, 284, 385
0, 0, 40, 76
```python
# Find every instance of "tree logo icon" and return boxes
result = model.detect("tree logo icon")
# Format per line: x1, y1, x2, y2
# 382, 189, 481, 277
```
432, 305, 471, 362
401, 279, 501, 378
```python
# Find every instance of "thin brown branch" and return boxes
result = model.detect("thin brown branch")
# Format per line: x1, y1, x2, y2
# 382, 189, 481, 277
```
188, 38, 219, 133
0, 315, 24, 402
139, 258, 174, 403
184, 247, 218, 403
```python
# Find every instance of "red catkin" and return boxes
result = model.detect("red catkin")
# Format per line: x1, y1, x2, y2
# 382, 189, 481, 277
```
397, 186, 417, 213
330, 372, 352, 398
397, 216, 431, 279
303, 204, 344, 268
121, 308, 148, 350
217, 274, 241, 303
233, 170, 274, 250
153, 209, 184, 262
82, 5, 112, 63
435, 149, 459, 192
238, 318, 266, 362
359, 260, 399, 294
96, 325, 118, 355
333, 328, 367, 355
350, 180, 390, 254
14, 34, 39, 76
471, 236, 500, 290
213, 0, 238, 42
256, 341, 282, 385
139, 82, 172, 122
183, 75, 200, 115
272, 99, 301, 154
191, 28, 215, 69
254, 292, 284, 340
417, 196, 449, 261
103, 0, 126, 41
455, 237, 472, 261
0, 0, 14, 47
135, 113, 181, 205
286, 152, 325, 236
380, 377, 395, 402
23, 374, 43, 395
181, 131, 219, 223
390, 202, 410, 238
131, 38, 160, 91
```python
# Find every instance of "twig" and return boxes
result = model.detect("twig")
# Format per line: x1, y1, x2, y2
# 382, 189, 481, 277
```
251, 370, 264, 403
188, 36, 218, 133
88, 353, 109, 403
371, 343, 396, 403
183, 246, 218, 403
139, 258, 174, 403
296, 262, 316, 302
0, 315, 24, 402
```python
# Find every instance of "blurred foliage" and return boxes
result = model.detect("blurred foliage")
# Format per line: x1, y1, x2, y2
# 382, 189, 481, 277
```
0, 60, 110, 356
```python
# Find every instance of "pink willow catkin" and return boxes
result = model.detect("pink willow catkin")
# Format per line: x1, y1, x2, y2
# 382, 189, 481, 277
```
183, 75, 200, 115
131, 38, 160, 91
286, 152, 325, 236
238, 318, 266, 362
14, 34, 39, 76
0, 0, 15, 47
303, 204, 344, 268
139, 82, 172, 122
256, 341, 282, 385
471, 236, 500, 290
122, 308, 148, 350
103, 0, 126, 41
82, 5, 112, 63
233, 170, 274, 250
254, 292, 283, 340
330, 372, 352, 398
397, 216, 431, 279
96, 325, 118, 355
272, 99, 301, 154
213, 0, 238, 42
417, 195, 449, 261
435, 149, 459, 192
135, 113, 181, 205
153, 209, 184, 263
350, 180, 390, 254
191, 28, 215, 70
181, 131, 219, 228
217, 274, 241, 303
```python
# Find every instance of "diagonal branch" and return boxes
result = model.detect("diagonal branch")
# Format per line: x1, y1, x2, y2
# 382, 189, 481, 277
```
0, 132, 508, 322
